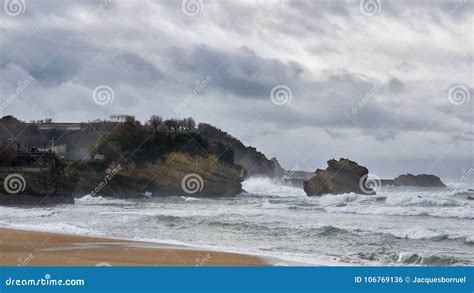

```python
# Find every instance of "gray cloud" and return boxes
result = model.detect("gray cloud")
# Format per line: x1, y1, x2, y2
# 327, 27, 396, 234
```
0, 0, 472, 177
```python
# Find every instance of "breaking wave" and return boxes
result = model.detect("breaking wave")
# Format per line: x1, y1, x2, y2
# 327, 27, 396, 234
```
74, 194, 133, 205
356, 251, 467, 265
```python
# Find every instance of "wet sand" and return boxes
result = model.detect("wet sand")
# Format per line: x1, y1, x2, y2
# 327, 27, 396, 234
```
0, 228, 269, 266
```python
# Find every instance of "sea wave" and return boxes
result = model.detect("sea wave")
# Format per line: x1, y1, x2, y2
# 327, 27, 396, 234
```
0, 206, 55, 218
356, 251, 466, 265
180, 196, 202, 202
344, 226, 474, 244
324, 204, 474, 219
394, 253, 465, 265
4, 222, 92, 235
241, 177, 306, 198
385, 193, 464, 207
389, 227, 447, 240
74, 194, 133, 205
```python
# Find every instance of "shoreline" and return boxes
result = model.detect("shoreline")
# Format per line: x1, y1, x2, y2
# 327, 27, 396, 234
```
0, 227, 273, 266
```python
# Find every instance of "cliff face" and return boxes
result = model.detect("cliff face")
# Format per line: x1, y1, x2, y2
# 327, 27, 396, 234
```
1, 116, 260, 200
0, 155, 77, 205
304, 158, 374, 196
75, 153, 246, 198
198, 123, 276, 178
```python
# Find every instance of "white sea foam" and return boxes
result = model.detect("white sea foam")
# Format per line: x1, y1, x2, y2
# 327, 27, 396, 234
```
385, 193, 463, 207
74, 194, 132, 205
180, 196, 202, 202
324, 204, 474, 219
5, 222, 92, 235
0, 206, 54, 218
390, 227, 445, 240
316, 193, 364, 207
242, 177, 305, 197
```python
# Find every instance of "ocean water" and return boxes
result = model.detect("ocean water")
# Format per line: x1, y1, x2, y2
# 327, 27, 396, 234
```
1, 177, 473, 266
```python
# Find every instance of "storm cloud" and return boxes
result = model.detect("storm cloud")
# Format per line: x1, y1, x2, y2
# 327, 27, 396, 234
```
0, 0, 472, 177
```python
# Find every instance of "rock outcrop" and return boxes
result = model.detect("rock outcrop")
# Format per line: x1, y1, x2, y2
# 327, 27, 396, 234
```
0, 154, 77, 205
75, 153, 246, 198
198, 123, 278, 178
393, 174, 446, 188
304, 158, 374, 196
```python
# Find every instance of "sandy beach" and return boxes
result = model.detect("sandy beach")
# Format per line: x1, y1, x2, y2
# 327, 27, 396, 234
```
0, 228, 269, 266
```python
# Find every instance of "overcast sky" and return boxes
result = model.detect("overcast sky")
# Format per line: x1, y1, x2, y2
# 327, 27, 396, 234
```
0, 0, 473, 178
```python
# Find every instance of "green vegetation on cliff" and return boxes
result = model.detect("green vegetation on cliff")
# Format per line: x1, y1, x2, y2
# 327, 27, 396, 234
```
76, 116, 245, 197
95, 117, 235, 167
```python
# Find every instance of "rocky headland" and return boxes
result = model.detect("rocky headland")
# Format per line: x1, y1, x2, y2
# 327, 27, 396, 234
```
198, 123, 279, 178
0, 115, 253, 203
74, 152, 246, 198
